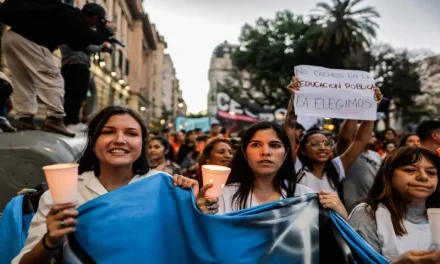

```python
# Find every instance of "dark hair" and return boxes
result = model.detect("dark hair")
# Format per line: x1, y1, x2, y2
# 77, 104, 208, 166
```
364, 147, 440, 236
296, 123, 305, 131
384, 128, 397, 136
195, 135, 210, 142
382, 141, 397, 151
198, 138, 232, 167
398, 134, 419, 147
77, 106, 149, 176
149, 136, 172, 160
416, 120, 440, 142
194, 128, 202, 133
226, 121, 297, 210
298, 131, 341, 191
161, 128, 170, 134
184, 130, 195, 144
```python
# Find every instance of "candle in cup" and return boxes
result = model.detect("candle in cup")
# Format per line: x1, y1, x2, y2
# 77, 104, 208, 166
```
428, 208, 440, 246
42, 163, 79, 204
201, 165, 231, 198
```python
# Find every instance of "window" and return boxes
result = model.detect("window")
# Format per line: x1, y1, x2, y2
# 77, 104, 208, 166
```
125, 59, 130, 75
153, 82, 156, 91
118, 50, 123, 71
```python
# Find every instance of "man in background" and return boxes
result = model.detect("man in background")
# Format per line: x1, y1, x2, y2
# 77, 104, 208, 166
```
416, 120, 440, 154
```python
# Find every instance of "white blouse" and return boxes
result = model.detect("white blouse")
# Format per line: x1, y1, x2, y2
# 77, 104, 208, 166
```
12, 169, 161, 264
295, 157, 345, 193
218, 183, 315, 214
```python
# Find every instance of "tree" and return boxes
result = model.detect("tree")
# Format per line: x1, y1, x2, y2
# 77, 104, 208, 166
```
310, 0, 380, 66
367, 44, 426, 126
231, 10, 319, 108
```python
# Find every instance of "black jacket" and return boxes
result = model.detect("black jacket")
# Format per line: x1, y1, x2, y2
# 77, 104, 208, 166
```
0, 0, 112, 52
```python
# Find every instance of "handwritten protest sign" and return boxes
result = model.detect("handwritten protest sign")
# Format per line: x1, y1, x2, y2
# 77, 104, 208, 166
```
293, 65, 377, 120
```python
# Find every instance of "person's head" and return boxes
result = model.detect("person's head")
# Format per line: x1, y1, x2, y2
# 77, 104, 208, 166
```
194, 128, 203, 136
365, 147, 440, 236
299, 131, 335, 164
185, 130, 196, 145
382, 141, 397, 154
383, 128, 397, 142
198, 138, 233, 167
295, 123, 305, 143
416, 120, 440, 146
226, 121, 296, 210
195, 135, 210, 153
298, 131, 340, 190
368, 131, 378, 149
148, 136, 171, 162
148, 131, 157, 141
210, 123, 221, 136
77, 106, 148, 176
174, 131, 185, 143
82, 3, 107, 28
399, 134, 420, 147
161, 128, 170, 138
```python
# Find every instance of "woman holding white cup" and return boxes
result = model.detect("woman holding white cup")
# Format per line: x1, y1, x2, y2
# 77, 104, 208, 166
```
196, 121, 348, 219
349, 147, 440, 262
13, 106, 198, 264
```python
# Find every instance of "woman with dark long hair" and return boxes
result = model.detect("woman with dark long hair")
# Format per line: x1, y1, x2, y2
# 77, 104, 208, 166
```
13, 106, 197, 264
196, 121, 348, 219
349, 147, 440, 261
148, 136, 181, 175
287, 77, 381, 195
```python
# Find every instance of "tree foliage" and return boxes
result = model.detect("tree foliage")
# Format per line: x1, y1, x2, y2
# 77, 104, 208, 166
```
224, 0, 430, 128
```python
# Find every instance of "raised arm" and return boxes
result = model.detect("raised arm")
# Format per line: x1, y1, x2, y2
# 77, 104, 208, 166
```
285, 77, 299, 164
335, 120, 358, 156
339, 88, 383, 173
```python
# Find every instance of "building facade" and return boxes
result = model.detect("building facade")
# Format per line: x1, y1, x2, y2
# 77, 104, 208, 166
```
0, 0, 186, 127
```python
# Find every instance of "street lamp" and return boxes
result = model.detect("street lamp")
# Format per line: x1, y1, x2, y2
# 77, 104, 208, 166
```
140, 106, 146, 112
178, 102, 184, 108
118, 79, 124, 85
160, 119, 166, 125
99, 61, 106, 67
125, 86, 130, 91
111, 72, 117, 77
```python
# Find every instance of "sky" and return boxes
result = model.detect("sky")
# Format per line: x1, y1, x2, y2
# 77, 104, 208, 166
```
143, 0, 440, 113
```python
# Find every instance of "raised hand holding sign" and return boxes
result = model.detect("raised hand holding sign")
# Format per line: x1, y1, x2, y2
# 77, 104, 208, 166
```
293, 65, 379, 121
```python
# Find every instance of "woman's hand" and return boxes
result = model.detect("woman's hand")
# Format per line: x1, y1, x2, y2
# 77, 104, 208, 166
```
286, 76, 301, 95
195, 183, 219, 214
172, 174, 199, 196
45, 203, 78, 248
319, 191, 348, 221
373, 86, 383, 106
391, 250, 440, 264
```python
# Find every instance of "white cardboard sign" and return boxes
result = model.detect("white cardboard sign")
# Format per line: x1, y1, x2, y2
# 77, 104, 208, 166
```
294, 65, 377, 120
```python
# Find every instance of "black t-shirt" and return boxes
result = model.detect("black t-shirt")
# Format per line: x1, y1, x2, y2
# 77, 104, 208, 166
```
11, 5, 112, 52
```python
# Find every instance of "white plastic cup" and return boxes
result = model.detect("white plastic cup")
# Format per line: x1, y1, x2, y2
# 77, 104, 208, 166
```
42, 163, 79, 204
428, 208, 440, 245
201, 165, 231, 198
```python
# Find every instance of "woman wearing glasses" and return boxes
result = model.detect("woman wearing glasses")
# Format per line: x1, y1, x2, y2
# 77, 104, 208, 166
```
286, 77, 382, 195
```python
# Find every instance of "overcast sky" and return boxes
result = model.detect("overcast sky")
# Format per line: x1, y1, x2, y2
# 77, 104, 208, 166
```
143, 0, 440, 113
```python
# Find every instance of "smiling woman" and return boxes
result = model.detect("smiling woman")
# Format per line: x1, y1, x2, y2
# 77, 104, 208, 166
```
12, 106, 198, 264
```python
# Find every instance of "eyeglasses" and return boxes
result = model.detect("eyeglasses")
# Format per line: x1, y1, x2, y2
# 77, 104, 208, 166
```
306, 140, 335, 149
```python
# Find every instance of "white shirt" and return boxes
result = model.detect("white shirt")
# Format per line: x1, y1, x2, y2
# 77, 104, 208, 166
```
374, 203, 432, 260
218, 183, 315, 214
12, 169, 161, 264
295, 157, 345, 193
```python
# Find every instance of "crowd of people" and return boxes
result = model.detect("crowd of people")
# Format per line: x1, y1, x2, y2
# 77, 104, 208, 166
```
9, 76, 439, 263
0, 1, 438, 262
